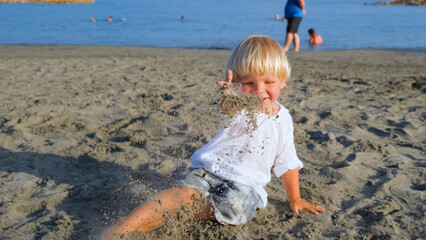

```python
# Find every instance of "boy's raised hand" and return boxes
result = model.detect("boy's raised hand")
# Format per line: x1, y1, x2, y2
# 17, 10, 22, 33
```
217, 69, 234, 95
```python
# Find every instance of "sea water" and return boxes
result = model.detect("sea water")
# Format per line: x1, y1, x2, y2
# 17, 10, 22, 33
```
0, 0, 425, 52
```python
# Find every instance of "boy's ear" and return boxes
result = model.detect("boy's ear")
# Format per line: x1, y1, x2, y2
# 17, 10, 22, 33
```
279, 81, 288, 90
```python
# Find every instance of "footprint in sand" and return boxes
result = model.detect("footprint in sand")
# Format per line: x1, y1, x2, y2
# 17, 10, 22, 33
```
410, 183, 426, 191
319, 111, 331, 120
329, 153, 356, 169
297, 116, 308, 124
308, 131, 330, 144
335, 136, 354, 147
168, 104, 183, 117
367, 127, 391, 138
161, 93, 174, 101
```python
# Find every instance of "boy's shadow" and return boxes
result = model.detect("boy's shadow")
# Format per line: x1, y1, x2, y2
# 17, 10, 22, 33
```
0, 147, 185, 239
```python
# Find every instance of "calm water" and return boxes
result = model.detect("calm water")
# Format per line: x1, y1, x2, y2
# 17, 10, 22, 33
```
0, 0, 425, 52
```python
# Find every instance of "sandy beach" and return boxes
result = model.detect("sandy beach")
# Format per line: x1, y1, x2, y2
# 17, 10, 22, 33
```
0, 45, 424, 239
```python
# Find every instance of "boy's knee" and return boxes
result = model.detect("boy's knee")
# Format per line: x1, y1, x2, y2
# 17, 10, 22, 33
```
165, 187, 201, 204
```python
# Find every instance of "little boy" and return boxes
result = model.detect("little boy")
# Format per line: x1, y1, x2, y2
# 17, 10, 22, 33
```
107, 35, 325, 237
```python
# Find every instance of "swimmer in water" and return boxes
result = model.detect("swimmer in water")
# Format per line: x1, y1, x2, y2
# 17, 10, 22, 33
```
308, 28, 323, 45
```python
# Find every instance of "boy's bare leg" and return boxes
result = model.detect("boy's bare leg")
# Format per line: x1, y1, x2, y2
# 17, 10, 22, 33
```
283, 32, 294, 52
293, 33, 300, 52
109, 187, 214, 235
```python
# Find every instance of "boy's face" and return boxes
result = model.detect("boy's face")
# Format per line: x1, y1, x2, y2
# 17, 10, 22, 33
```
236, 74, 286, 111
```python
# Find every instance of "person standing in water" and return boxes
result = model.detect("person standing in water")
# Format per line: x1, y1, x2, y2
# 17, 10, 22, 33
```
283, 0, 306, 52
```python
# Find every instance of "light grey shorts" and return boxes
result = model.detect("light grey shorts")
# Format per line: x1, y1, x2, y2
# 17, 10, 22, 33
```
178, 168, 260, 225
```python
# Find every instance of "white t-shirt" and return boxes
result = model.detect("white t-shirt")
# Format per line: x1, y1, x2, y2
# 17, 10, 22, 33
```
189, 102, 303, 209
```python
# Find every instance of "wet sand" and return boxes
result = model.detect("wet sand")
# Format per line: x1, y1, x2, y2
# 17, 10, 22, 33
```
0, 45, 424, 239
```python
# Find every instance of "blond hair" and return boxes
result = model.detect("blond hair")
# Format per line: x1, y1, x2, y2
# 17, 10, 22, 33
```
226, 35, 291, 84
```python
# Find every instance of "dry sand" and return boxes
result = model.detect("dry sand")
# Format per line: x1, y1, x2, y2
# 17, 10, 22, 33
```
0, 45, 424, 240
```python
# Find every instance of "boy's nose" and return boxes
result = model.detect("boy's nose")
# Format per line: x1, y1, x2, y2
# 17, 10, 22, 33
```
254, 83, 265, 95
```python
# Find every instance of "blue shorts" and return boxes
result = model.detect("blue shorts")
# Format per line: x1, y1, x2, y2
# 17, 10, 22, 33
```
178, 168, 260, 225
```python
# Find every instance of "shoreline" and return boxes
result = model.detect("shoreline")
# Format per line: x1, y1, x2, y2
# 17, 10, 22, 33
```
0, 45, 232, 59
1, 44, 425, 57
0, 45, 425, 239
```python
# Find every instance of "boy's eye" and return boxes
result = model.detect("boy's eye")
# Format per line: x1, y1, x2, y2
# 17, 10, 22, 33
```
241, 82, 253, 86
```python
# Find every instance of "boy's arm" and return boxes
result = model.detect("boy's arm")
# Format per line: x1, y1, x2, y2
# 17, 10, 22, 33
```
281, 168, 325, 215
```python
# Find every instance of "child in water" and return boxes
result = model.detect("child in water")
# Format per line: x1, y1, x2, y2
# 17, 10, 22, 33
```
106, 35, 325, 237
308, 28, 323, 45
